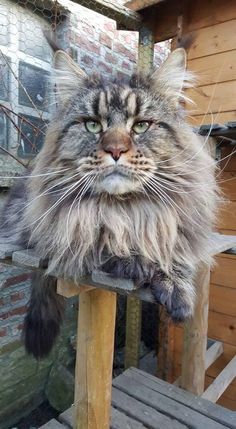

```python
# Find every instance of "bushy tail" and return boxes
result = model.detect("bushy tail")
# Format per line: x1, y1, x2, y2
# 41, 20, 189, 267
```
23, 273, 65, 359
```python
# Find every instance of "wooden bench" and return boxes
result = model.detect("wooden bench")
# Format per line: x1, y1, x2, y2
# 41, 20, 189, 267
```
1, 233, 236, 429
40, 367, 236, 429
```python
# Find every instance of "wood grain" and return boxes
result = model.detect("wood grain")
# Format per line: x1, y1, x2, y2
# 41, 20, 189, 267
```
211, 254, 236, 289
74, 289, 117, 429
202, 356, 236, 402
209, 284, 236, 317
188, 111, 236, 126
181, 263, 210, 395
188, 51, 236, 86
208, 312, 236, 346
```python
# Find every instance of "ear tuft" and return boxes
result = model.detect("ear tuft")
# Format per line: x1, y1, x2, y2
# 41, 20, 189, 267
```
53, 51, 87, 103
151, 48, 195, 107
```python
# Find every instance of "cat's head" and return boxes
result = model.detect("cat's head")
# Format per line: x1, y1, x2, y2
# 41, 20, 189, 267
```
39, 49, 196, 198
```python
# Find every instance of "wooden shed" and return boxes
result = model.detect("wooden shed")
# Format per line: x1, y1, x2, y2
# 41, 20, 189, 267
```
126, 0, 236, 411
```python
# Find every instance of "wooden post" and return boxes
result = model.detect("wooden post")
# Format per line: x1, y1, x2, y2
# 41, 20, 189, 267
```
180, 263, 211, 395
74, 288, 117, 429
125, 26, 154, 369
157, 307, 175, 381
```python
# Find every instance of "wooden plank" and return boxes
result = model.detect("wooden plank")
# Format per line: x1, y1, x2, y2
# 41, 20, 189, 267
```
217, 396, 236, 411
188, 51, 236, 87
205, 342, 224, 370
174, 341, 223, 387
211, 254, 236, 289
220, 147, 236, 172
0, 244, 24, 259
60, 406, 148, 429
207, 233, 236, 256
127, 368, 236, 429
112, 386, 188, 429
113, 372, 231, 429
157, 307, 175, 382
202, 356, 236, 402
185, 0, 236, 33
125, 0, 164, 10
125, 296, 142, 369
12, 249, 47, 269
218, 203, 236, 232
74, 289, 117, 429
218, 172, 236, 201
181, 263, 210, 395
205, 375, 236, 402
209, 284, 236, 317
39, 419, 66, 429
187, 20, 236, 60
208, 312, 236, 346
188, 111, 236, 127
111, 407, 148, 429
57, 279, 94, 298
71, 0, 142, 30
187, 81, 236, 116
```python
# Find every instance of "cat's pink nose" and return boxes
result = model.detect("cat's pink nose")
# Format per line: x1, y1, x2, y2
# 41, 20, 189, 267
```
101, 129, 132, 161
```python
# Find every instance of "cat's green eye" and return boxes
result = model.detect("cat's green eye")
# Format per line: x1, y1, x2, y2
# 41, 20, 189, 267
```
85, 120, 102, 134
132, 121, 151, 134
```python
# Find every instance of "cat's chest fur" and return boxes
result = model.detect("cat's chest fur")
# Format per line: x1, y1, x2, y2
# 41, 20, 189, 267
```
32, 195, 178, 278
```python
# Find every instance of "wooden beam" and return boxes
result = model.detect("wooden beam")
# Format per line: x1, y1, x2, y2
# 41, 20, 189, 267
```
125, 0, 165, 11
174, 341, 223, 386
125, 296, 142, 369
74, 288, 117, 429
57, 279, 94, 298
70, 0, 142, 30
202, 356, 236, 402
181, 263, 210, 395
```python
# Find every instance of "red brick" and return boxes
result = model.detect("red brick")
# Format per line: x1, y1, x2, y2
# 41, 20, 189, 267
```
9, 306, 27, 317
3, 273, 32, 288
75, 35, 100, 55
98, 61, 112, 74
0, 312, 9, 320
17, 323, 24, 331
99, 32, 113, 49
122, 60, 131, 71
104, 21, 115, 33
11, 291, 25, 303
105, 52, 118, 65
0, 328, 7, 337
81, 55, 94, 67
81, 22, 94, 37
113, 42, 136, 62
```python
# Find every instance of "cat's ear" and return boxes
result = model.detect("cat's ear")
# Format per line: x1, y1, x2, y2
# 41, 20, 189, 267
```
53, 50, 87, 103
151, 48, 194, 106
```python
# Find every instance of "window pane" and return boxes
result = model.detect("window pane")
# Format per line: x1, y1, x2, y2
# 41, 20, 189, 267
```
19, 62, 50, 111
17, 114, 47, 158
19, 13, 52, 62
0, 4, 9, 46
0, 56, 9, 101
0, 112, 8, 150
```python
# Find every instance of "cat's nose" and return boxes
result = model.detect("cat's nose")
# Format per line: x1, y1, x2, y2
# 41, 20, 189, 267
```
101, 129, 132, 161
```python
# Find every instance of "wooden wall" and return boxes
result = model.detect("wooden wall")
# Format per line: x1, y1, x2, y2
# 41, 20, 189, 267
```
171, 0, 236, 411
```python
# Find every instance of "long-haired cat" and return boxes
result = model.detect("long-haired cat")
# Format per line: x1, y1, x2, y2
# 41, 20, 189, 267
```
0, 48, 218, 358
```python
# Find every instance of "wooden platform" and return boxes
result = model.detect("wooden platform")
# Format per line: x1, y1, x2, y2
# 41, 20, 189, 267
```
40, 368, 236, 429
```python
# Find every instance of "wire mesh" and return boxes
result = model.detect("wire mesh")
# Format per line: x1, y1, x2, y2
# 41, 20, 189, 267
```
0, 0, 169, 185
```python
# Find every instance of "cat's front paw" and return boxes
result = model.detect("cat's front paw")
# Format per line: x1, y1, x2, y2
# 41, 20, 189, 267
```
150, 272, 194, 322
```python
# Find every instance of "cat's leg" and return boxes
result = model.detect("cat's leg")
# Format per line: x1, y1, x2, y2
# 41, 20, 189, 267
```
150, 265, 195, 322
101, 255, 155, 286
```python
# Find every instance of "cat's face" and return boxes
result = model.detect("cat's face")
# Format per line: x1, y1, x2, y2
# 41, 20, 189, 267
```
41, 49, 195, 198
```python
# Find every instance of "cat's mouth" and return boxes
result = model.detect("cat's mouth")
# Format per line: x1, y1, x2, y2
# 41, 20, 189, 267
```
95, 166, 140, 195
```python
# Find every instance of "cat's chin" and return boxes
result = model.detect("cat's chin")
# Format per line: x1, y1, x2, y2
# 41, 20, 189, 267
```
95, 173, 140, 195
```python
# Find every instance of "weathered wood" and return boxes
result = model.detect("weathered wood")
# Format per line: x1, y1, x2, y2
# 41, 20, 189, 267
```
157, 307, 174, 381
12, 249, 47, 268
208, 312, 236, 346
71, 0, 142, 30
57, 278, 94, 298
126, 368, 236, 429
209, 284, 236, 317
112, 386, 188, 429
113, 372, 229, 429
59, 405, 148, 429
74, 288, 116, 429
188, 51, 236, 87
125, 0, 165, 11
205, 341, 224, 370
0, 244, 24, 259
111, 407, 147, 429
202, 356, 236, 403
181, 263, 210, 395
188, 111, 236, 127
175, 341, 224, 387
40, 419, 67, 429
125, 296, 142, 369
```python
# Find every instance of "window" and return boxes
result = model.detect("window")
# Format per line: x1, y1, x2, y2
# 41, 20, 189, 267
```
0, 55, 9, 101
0, 112, 8, 149
19, 62, 50, 111
17, 114, 47, 158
